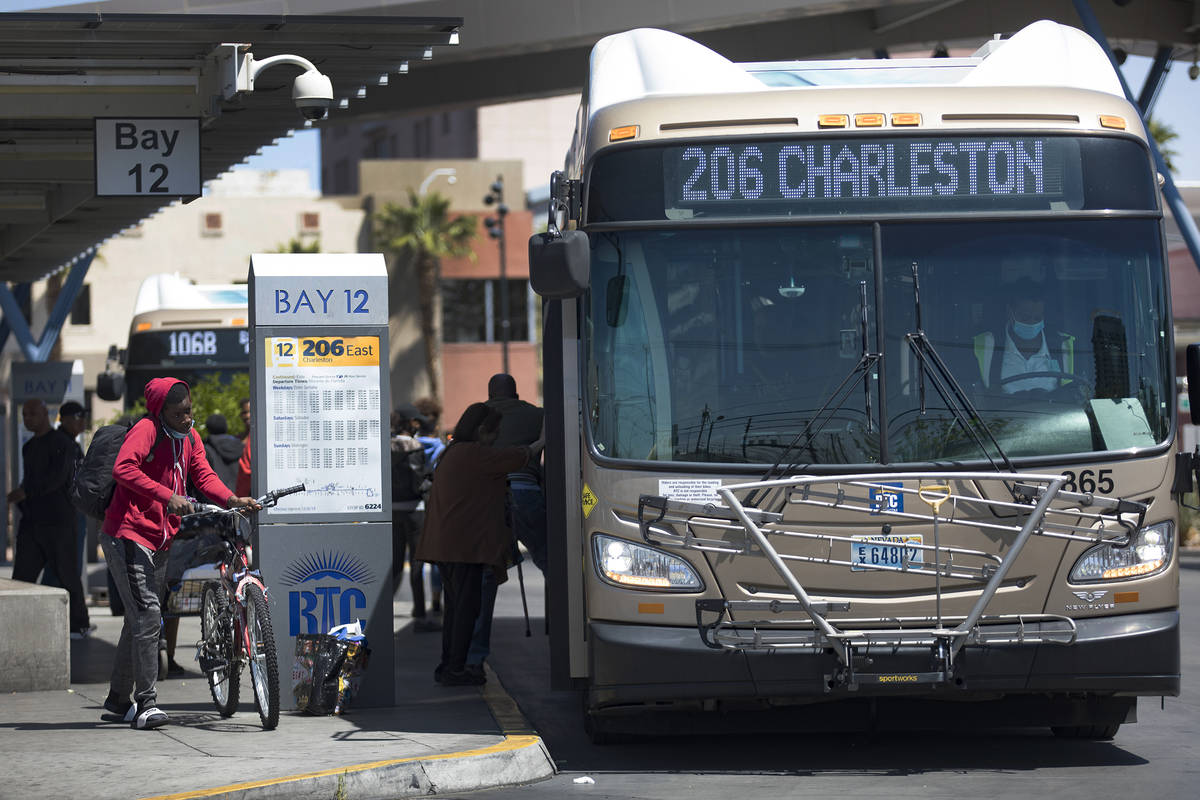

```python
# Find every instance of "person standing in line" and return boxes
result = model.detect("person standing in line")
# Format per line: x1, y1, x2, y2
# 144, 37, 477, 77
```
101, 378, 258, 729
415, 403, 543, 686
235, 399, 253, 498
7, 398, 93, 638
202, 413, 242, 490
465, 374, 547, 678
41, 401, 90, 591
412, 404, 445, 614
391, 406, 438, 631
237, 397, 251, 439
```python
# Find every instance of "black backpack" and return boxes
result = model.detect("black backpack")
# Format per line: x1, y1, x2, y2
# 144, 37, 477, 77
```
391, 442, 429, 502
69, 417, 167, 520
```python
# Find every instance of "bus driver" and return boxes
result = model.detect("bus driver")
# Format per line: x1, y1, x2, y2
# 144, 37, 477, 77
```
973, 274, 1076, 394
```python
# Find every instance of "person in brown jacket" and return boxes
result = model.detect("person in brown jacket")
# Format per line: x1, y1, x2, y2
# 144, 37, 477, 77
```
416, 402, 543, 686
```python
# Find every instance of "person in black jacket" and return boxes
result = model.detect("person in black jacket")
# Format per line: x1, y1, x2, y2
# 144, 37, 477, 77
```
202, 414, 242, 492
6, 398, 93, 638
465, 374, 547, 678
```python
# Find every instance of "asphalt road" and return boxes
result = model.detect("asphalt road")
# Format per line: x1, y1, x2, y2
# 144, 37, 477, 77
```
463, 555, 1199, 800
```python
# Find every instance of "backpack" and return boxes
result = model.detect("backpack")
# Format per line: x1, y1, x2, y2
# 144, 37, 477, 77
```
69, 417, 167, 520
391, 441, 430, 502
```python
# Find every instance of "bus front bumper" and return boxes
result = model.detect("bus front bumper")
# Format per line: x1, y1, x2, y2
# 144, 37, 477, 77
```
586, 609, 1180, 711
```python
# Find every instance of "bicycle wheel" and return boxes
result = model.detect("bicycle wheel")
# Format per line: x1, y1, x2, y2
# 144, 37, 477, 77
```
244, 583, 280, 730
200, 583, 240, 717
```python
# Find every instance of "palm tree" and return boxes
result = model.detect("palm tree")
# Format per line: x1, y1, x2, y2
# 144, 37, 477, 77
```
374, 190, 477, 405
272, 237, 321, 253
1147, 117, 1180, 173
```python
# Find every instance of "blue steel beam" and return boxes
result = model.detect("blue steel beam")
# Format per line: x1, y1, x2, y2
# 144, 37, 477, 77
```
1072, 0, 1200, 274
0, 282, 29, 355
0, 282, 37, 361
1138, 45, 1174, 114
0, 251, 93, 363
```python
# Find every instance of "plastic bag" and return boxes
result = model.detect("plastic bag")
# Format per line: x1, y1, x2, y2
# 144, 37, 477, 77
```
292, 630, 371, 715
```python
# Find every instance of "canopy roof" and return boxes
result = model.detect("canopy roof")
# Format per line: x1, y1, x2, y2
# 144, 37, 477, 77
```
0, 12, 461, 285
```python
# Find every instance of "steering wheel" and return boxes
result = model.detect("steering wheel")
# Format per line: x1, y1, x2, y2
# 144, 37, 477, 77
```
998, 370, 1089, 400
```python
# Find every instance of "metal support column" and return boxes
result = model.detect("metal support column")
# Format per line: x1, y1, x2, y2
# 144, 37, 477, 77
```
0, 251, 93, 362
1072, 0, 1200, 274
1138, 45, 1174, 114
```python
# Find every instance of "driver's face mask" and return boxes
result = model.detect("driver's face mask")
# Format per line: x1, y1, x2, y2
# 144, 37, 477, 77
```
1009, 297, 1045, 340
1011, 318, 1045, 340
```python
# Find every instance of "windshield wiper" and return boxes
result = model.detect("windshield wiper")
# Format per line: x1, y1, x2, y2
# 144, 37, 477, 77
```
905, 260, 1020, 484
746, 280, 880, 508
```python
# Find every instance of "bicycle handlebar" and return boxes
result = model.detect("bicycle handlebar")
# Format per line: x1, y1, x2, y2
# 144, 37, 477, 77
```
184, 484, 306, 518
262, 483, 305, 507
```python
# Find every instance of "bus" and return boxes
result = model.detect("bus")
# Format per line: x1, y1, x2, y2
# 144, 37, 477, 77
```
103, 273, 250, 408
529, 21, 1184, 741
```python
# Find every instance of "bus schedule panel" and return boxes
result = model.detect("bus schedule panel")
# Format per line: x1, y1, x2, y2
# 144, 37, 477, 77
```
128, 328, 249, 366
586, 135, 1156, 222
260, 333, 385, 518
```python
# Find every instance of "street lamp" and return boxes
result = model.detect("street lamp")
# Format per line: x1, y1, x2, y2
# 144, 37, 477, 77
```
484, 175, 509, 374
418, 166, 457, 196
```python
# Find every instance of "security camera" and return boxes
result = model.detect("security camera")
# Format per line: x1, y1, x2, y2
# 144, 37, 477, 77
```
293, 69, 334, 121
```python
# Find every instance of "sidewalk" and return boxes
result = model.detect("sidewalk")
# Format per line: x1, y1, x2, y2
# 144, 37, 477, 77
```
0, 564, 554, 800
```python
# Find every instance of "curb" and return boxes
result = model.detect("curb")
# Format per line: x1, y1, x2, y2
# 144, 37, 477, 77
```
140, 734, 554, 800
139, 666, 555, 800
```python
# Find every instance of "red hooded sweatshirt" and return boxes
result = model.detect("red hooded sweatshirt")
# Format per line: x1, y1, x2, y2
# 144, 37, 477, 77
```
103, 378, 234, 551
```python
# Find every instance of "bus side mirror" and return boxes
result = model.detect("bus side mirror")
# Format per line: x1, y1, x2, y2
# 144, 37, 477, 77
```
1188, 344, 1200, 425
96, 371, 125, 402
529, 230, 590, 299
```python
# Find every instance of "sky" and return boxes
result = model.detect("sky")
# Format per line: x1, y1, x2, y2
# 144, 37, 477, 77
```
231, 130, 321, 191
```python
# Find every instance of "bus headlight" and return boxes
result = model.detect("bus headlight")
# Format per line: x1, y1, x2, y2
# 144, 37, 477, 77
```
1068, 521, 1173, 583
592, 534, 703, 591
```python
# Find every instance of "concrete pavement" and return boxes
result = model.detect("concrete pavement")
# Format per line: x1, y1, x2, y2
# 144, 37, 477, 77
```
0, 564, 555, 800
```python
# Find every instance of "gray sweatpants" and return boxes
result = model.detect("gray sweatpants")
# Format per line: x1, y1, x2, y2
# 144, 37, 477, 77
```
101, 533, 167, 710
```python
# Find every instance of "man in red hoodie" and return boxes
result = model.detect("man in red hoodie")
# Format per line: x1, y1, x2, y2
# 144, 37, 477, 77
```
100, 378, 259, 730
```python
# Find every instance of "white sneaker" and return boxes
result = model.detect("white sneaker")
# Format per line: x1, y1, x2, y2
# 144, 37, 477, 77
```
131, 706, 168, 730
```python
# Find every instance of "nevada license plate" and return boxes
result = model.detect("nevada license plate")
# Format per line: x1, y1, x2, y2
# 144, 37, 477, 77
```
850, 535, 923, 571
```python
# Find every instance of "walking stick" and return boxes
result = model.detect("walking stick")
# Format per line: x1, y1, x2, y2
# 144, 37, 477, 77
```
515, 557, 532, 637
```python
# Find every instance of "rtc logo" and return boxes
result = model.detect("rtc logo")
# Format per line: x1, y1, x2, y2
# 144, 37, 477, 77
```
280, 551, 377, 636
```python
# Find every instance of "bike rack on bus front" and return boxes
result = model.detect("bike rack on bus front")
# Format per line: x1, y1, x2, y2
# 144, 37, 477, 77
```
638, 472, 1144, 690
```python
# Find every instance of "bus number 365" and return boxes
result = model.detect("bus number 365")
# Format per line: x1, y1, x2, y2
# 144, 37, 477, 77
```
1060, 469, 1114, 494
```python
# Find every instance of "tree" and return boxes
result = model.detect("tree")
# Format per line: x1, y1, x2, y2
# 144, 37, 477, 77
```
272, 237, 321, 253
1147, 117, 1180, 173
374, 190, 477, 405
114, 372, 250, 438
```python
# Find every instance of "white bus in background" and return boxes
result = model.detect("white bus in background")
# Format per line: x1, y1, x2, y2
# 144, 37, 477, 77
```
104, 273, 249, 409
530, 21, 1184, 742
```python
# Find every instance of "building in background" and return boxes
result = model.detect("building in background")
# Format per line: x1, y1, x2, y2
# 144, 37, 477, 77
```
322, 95, 579, 206
356, 159, 536, 430
5, 170, 368, 420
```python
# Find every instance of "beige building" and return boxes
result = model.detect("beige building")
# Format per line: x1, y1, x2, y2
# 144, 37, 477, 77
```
6, 170, 368, 420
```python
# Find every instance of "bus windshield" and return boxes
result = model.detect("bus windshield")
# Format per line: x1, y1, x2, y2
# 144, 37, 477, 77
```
585, 218, 1170, 466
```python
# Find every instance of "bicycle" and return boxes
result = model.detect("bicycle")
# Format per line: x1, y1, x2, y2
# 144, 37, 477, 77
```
191, 484, 305, 730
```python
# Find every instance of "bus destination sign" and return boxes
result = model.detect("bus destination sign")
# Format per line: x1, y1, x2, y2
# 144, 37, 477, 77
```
664, 137, 1080, 210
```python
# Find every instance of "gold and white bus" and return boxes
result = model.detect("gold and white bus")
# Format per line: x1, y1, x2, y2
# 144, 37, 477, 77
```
110, 273, 249, 408
531, 21, 1183, 741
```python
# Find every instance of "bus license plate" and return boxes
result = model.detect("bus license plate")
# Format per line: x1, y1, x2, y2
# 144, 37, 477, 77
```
850, 535, 923, 572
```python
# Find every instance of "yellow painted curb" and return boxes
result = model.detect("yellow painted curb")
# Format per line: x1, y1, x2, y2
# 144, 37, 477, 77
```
138, 734, 543, 800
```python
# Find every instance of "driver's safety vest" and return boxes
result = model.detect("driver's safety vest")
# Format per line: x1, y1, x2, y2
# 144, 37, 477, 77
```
974, 330, 1075, 391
